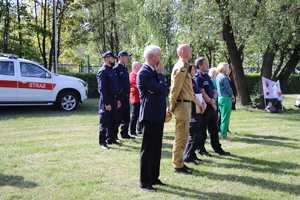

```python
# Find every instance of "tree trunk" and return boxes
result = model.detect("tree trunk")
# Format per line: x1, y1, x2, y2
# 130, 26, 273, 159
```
111, 1, 119, 54
256, 45, 278, 109
101, 0, 106, 52
218, 3, 251, 106
41, 0, 48, 68
277, 48, 300, 92
16, 0, 23, 57
271, 49, 284, 80
3, 0, 10, 53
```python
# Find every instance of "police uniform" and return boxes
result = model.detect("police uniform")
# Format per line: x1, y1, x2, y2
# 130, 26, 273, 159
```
169, 59, 195, 169
113, 51, 133, 139
194, 71, 223, 155
113, 62, 132, 139
97, 55, 119, 146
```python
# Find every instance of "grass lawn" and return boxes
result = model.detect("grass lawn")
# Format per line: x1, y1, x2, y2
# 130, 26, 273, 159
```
1, 94, 299, 200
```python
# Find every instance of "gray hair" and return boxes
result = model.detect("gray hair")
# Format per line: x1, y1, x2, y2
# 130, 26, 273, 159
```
144, 45, 161, 60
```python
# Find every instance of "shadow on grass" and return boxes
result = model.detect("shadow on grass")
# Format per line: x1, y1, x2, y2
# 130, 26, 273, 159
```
191, 167, 300, 195
0, 174, 38, 188
158, 184, 253, 200
234, 134, 300, 149
220, 154, 300, 176
0, 100, 98, 120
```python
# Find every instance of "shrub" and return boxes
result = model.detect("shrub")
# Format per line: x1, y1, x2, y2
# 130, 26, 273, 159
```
59, 73, 300, 98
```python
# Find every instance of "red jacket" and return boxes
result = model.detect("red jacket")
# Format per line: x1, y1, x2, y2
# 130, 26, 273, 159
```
129, 71, 140, 103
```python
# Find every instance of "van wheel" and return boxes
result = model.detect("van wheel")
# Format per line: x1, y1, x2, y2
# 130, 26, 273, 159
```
56, 91, 78, 111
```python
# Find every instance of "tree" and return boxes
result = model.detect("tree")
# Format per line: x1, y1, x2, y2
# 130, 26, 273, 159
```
252, 0, 300, 107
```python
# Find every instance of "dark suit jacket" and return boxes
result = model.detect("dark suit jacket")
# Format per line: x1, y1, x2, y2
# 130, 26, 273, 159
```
137, 64, 169, 122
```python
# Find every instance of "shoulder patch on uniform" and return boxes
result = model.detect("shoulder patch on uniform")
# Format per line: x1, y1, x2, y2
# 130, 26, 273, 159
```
180, 68, 185, 72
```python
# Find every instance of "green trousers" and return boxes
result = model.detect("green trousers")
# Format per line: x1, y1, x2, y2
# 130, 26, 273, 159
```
218, 96, 232, 137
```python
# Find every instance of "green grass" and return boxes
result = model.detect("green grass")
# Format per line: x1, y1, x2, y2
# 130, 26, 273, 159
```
1, 95, 299, 200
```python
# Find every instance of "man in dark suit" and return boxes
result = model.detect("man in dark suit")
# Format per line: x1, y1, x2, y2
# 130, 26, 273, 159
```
137, 45, 169, 192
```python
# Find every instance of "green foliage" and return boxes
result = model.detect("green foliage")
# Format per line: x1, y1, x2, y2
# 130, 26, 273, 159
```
283, 75, 300, 94
245, 73, 260, 95
58, 72, 300, 98
60, 72, 98, 98
1, 0, 299, 95
244, 74, 300, 95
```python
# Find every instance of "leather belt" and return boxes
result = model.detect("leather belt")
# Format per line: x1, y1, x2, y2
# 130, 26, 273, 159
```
176, 99, 191, 102
120, 92, 129, 97
108, 94, 117, 98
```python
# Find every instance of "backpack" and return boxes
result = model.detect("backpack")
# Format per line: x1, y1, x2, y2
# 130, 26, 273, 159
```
264, 102, 278, 113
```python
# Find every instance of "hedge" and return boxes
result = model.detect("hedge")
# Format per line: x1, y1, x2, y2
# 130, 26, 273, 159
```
60, 72, 300, 98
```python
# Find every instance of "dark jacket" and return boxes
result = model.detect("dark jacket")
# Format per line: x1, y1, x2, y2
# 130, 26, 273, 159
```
137, 64, 169, 122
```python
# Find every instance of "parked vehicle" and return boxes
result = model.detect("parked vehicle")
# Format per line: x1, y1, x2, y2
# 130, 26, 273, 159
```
0, 53, 88, 111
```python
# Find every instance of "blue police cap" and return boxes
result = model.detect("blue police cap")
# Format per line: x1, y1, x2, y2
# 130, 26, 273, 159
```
102, 51, 118, 58
118, 50, 132, 57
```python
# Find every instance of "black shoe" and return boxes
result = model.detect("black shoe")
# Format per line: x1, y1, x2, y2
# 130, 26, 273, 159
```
183, 164, 191, 170
194, 156, 202, 162
107, 140, 120, 145
153, 180, 167, 186
200, 151, 212, 157
215, 150, 230, 156
184, 159, 198, 165
99, 143, 109, 150
174, 167, 192, 175
141, 186, 157, 192
122, 135, 135, 139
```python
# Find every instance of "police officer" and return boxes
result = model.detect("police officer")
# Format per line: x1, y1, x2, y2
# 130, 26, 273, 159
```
169, 44, 195, 175
97, 51, 121, 149
194, 57, 230, 156
113, 50, 135, 140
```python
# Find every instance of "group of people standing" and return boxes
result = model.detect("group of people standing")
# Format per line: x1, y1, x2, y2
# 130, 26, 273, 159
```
96, 44, 236, 192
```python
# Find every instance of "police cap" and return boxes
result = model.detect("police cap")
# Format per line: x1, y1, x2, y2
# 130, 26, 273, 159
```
102, 51, 118, 59
118, 50, 132, 57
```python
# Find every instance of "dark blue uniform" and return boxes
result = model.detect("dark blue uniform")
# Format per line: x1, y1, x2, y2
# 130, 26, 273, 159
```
97, 64, 119, 144
183, 79, 202, 162
194, 71, 223, 155
113, 63, 132, 139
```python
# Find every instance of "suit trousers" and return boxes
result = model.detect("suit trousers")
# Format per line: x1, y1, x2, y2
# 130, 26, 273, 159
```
172, 102, 191, 168
218, 96, 232, 137
114, 96, 131, 138
130, 102, 141, 135
198, 105, 222, 153
183, 113, 201, 161
140, 120, 164, 188
99, 97, 117, 143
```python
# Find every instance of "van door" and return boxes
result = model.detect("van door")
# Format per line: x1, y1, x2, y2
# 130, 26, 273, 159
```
17, 62, 54, 102
0, 61, 17, 101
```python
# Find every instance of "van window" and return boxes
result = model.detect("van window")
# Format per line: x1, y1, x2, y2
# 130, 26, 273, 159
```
20, 62, 47, 78
0, 61, 14, 76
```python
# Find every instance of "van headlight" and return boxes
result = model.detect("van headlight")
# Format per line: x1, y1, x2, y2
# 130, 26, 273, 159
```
79, 80, 88, 87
